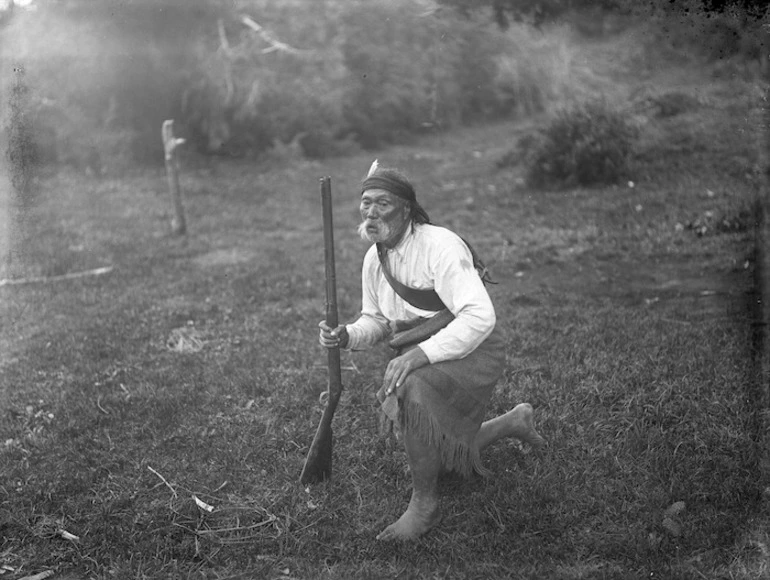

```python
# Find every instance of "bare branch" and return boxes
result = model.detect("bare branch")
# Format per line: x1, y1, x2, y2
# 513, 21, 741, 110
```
240, 15, 310, 56
217, 18, 233, 57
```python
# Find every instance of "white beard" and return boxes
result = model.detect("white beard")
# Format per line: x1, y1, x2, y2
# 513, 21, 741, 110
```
357, 220, 395, 243
357, 221, 371, 241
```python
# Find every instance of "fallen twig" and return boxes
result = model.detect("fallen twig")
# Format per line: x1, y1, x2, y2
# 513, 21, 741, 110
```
193, 494, 215, 513
147, 465, 177, 498
59, 529, 80, 542
96, 396, 109, 415
0, 266, 113, 287
18, 572, 54, 580
194, 518, 278, 535
172, 516, 280, 545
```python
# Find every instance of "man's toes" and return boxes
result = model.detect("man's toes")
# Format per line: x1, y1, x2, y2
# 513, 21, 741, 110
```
528, 430, 546, 449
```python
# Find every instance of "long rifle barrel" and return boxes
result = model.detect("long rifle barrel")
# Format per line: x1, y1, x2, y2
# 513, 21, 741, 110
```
300, 176, 343, 485
321, 177, 340, 333
320, 176, 342, 399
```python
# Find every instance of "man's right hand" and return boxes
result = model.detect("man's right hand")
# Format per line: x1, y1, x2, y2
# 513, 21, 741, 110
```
318, 321, 349, 349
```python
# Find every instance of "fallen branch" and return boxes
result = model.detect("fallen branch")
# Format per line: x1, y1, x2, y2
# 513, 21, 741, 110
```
0, 266, 113, 287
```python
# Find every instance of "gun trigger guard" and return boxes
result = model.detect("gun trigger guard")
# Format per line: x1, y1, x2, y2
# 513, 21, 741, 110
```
319, 390, 329, 405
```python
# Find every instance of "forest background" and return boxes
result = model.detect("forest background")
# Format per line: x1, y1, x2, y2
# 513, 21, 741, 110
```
2, 0, 767, 174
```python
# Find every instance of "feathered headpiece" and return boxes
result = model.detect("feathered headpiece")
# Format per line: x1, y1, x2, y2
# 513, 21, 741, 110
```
360, 161, 431, 225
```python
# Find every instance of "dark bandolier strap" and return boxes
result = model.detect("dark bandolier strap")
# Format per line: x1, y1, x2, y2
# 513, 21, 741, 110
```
376, 243, 446, 311
376, 233, 494, 312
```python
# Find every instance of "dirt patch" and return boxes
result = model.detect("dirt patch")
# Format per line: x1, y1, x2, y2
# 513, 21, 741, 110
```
193, 248, 258, 268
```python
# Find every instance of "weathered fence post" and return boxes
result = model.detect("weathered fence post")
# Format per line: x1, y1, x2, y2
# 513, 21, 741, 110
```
162, 120, 187, 236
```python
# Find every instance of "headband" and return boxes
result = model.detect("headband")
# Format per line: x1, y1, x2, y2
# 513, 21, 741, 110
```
361, 173, 416, 203
361, 166, 431, 224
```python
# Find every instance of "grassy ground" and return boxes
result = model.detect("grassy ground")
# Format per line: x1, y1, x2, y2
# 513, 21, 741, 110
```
1, 26, 768, 580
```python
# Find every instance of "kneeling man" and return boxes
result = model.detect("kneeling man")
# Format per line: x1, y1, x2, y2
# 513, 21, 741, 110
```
318, 165, 544, 541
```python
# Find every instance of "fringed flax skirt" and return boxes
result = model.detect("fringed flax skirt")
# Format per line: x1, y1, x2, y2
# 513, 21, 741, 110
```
377, 325, 505, 477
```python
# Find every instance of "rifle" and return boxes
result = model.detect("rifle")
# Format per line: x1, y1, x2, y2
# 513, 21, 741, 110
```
300, 176, 343, 485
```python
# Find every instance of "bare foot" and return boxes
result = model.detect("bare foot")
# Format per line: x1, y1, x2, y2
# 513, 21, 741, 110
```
509, 403, 546, 450
376, 495, 440, 541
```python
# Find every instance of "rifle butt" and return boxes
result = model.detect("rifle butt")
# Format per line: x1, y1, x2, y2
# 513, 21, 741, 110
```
300, 397, 339, 484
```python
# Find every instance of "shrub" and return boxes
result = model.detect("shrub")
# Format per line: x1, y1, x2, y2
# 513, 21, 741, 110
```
524, 100, 638, 188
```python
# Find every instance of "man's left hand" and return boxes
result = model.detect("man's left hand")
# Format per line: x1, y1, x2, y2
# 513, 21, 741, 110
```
383, 347, 430, 396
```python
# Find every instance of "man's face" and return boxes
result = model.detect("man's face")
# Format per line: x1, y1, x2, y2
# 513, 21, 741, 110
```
359, 189, 411, 247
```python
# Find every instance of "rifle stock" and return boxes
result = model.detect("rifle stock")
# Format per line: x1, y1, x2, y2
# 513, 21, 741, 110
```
300, 176, 343, 485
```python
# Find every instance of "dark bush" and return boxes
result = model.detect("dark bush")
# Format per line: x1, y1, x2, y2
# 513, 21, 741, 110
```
524, 100, 638, 188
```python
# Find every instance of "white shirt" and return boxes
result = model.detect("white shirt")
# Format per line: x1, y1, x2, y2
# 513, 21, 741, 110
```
345, 223, 496, 363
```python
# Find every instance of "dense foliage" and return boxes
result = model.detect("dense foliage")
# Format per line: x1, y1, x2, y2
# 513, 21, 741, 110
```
1, 0, 765, 172
3, 0, 520, 170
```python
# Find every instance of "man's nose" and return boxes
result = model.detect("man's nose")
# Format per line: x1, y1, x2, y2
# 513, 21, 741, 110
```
365, 206, 379, 219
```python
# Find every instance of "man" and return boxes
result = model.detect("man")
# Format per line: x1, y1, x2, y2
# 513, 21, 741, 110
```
318, 164, 544, 541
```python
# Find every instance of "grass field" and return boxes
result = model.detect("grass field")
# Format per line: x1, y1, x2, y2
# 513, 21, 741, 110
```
1, 25, 769, 580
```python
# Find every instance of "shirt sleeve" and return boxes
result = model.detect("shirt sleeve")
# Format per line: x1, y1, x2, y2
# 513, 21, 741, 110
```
417, 236, 496, 363
344, 248, 391, 351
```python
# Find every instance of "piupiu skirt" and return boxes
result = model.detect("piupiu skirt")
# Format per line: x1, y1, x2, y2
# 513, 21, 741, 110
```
377, 324, 505, 477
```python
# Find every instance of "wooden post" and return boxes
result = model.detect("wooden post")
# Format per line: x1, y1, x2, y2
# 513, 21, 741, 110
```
162, 120, 187, 236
